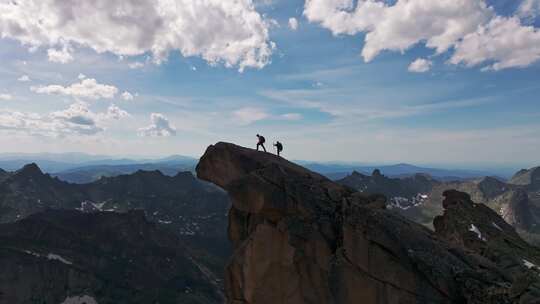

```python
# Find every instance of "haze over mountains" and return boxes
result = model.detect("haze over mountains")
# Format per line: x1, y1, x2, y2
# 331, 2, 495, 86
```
0, 152, 520, 185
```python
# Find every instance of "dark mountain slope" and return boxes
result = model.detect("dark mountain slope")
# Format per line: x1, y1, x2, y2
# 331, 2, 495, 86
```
0, 209, 223, 304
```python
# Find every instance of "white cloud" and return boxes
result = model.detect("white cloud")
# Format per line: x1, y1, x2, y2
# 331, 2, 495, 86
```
138, 113, 176, 137
288, 18, 299, 31
18, 75, 31, 82
0, 0, 275, 71
47, 46, 74, 64
0, 102, 128, 137
78, 74, 87, 80
304, 0, 540, 70
518, 0, 540, 19
0, 94, 12, 101
31, 78, 118, 100
128, 62, 144, 69
408, 58, 432, 73
450, 17, 540, 70
232, 107, 269, 125
104, 104, 130, 120
121, 91, 134, 101
50, 102, 101, 129
304, 0, 492, 61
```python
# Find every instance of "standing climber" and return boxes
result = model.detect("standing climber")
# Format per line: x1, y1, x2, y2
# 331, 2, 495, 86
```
256, 134, 266, 152
274, 141, 283, 157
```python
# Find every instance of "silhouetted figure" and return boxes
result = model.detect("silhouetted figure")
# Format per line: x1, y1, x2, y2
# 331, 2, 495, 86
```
274, 141, 283, 156
256, 134, 266, 152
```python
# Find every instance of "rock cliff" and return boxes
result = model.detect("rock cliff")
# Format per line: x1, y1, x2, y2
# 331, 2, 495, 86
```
197, 142, 533, 304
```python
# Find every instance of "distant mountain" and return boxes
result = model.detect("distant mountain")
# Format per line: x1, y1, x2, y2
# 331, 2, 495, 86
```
336, 166, 540, 246
510, 166, 540, 189
0, 164, 228, 237
0, 163, 231, 292
0, 209, 223, 303
338, 169, 438, 209
53, 161, 197, 184
0, 152, 198, 174
301, 162, 504, 181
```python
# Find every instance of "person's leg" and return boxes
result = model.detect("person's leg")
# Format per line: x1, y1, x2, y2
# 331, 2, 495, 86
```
262, 144, 266, 152
256, 143, 260, 151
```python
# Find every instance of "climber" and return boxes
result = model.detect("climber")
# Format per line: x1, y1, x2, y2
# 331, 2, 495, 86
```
256, 134, 266, 152
274, 141, 283, 157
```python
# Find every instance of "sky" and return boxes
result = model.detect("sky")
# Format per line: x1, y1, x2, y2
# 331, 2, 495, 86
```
0, 0, 539, 169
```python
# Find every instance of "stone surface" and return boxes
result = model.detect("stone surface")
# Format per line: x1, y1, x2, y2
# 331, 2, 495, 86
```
197, 142, 529, 304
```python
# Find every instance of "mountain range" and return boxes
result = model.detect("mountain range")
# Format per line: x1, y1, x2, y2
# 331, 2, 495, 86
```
0, 163, 231, 302
337, 166, 540, 246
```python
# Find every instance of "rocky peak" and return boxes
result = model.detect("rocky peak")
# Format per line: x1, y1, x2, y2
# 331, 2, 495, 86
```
13, 163, 44, 178
476, 176, 508, 199
510, 166, 540, 189
434, 189, 540, 301
350, 170, 366, 178
371, 168, 382, 177
197, 142, 529, 304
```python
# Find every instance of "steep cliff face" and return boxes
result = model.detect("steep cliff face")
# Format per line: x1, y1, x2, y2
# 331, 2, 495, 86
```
197, 142, 523, 304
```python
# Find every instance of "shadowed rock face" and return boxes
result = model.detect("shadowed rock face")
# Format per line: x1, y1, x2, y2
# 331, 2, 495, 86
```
0, 209, 223, 304
197, 142, 522, 304
434, 190, 540, 302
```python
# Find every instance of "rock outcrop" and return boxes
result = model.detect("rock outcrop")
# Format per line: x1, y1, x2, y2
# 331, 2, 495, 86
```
499, 189, 536, 231
434, 190, 540, 302
197, 142, 530, 304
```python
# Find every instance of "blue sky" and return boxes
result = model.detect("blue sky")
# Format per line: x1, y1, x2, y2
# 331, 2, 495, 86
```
0, 0, 539, 169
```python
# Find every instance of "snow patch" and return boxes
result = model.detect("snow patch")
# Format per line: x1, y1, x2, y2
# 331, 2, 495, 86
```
523, 259, 538, 269
469, 224, 487, 241
61, 295, 98, 304
491, 222, 502, 231
47, 253, 73, 265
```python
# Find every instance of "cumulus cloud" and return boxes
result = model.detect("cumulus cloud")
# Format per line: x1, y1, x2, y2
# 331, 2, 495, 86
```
18, 75, 31, 82
0, 0, 275, 71
0, 102, 128, 137
31, 78, 118, 100
47, 46, 74, 64
232, 107, 269, 125
0, 94, 12, 101
289, 18, 299, 30
450, 17, 540, 70
408, 58, 432, 73
104, 104, 130, 120
138, 113, 176, 137
304, 0, 540, 70
121, 91, 134, 101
